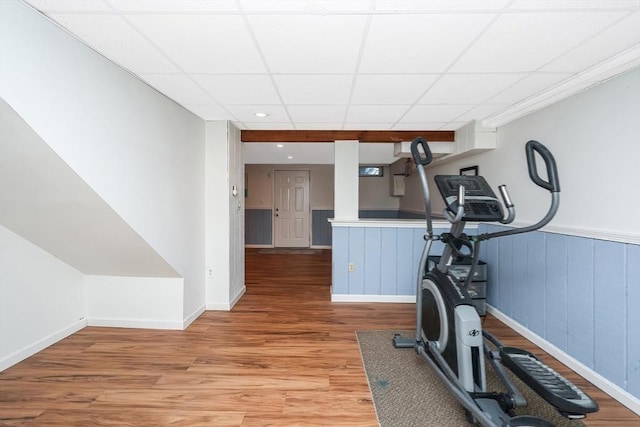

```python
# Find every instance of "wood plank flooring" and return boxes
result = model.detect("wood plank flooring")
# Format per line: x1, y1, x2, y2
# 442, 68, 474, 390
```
0, 248, 638, 426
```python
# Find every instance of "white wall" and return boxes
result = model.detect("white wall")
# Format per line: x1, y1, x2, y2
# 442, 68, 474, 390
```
423, 68, 640, 242
0, 1, 207, 325
0, 226, 85, 370
86, 276, 184, 329
334, 141, 359, 219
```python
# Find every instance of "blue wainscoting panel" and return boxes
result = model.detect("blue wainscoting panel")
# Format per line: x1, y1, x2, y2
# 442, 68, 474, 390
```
395, 228, 415, 295
627, 243, 640, 397
511, 233, 529, 326
566, 236, 595, 369
594, 240, 626, 387
348, 228, 366, 294
526, 232, 547, 338
364, 228, 382, 295
478, 223, 640, 399
332, 224, 451, 299
245, 209, 272, 245
331, 227, 349, 294
380, 228, 398, 295
498, 235, 514, 317
312, 210, 333, 246
545, 233, 568, 351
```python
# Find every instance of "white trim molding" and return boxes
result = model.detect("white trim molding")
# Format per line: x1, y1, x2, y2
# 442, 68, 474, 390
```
487, 305, 640, 416
183, 304, 206, 329
484, 46, 640, 128
331, 293, 415, 303
0, 319, 86, 371
496, 221, 640, 245
207, 285, 247, 311
86, 318, 183, 330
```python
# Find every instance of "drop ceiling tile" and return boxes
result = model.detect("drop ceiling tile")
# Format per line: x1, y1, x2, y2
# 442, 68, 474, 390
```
128, 15, 266, 73
374, 0, 511, 11
240, 0, 371, 12
107, 0, 238, 11
247, 14, 367, 73
273, 75, 353, 105
541, 12, 640, 72
343, 123, 394, 130
487, 73, 571, 104
49, 14, 179, 73
346, 105, 410, 123
454, 104, 510, 122
419, 74, 525, 104
509, 0, 640, 10
192, 74, 280, 104
351, 74, 439, 105
241, 122, 295, 130
25, 0, 109, 11
392, 122, 454, 130
359, 13, 496, 73
182, 104, 236, 121
139, 74, 214, 104
294, 122, 347, 130
450, 12, 629, 73
225, 105, 290, 122
287, 105, 347, 123
400, 104, 474, 123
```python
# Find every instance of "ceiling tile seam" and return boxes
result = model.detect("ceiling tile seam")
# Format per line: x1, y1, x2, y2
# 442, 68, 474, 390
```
536, 10, 639, 75
462, 10, 639, 123
18, 2, 204, 119
341, 0, 377, 131
100, 0, 241, 124
234, 0, 293, 130
436, 0, 517, 127
390, 12, 503, 130
483, 45, 640, 127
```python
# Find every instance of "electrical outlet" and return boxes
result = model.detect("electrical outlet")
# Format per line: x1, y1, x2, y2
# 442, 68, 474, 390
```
348, 262, 355, 272
207, 267, 214, 277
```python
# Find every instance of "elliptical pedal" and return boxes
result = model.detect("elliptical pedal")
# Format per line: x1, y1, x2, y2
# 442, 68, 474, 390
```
500, 347, 598, 418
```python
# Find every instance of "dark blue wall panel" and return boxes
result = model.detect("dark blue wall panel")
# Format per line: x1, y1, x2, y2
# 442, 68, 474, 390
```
245, 209, 272, 245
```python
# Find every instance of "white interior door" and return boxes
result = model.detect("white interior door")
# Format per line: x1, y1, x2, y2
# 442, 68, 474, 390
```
274, 170, 310, 248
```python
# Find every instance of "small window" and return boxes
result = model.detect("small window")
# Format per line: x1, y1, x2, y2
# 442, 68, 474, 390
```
359, 166, 384, 177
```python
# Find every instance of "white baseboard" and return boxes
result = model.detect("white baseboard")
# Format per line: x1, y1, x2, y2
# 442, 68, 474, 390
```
245, 244, 273, 248
86, 317, 183, 330
183, 304, 206, 329
230, 285, 246, 309
310, 245, 332, 249
206, 286, 247, 311
0, 319, 86, 371
331, 293, 415, 303
487, 305, 640, 416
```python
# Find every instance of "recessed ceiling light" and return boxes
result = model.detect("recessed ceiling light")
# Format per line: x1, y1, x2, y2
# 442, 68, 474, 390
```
287, 156, 293, 159
276, 144, 284, 148
255, 112, 269, 118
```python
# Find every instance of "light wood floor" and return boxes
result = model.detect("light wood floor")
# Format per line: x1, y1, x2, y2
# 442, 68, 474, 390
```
0, 249, 637, 426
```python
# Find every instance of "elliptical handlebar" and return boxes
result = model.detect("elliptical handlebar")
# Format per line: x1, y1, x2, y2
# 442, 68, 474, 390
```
526, 140, 560, 193
477, 140, 560, 242
411, 136, 433, 166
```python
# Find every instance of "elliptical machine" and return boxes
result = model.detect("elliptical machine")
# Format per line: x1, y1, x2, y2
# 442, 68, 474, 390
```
393, 137, 598, 427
